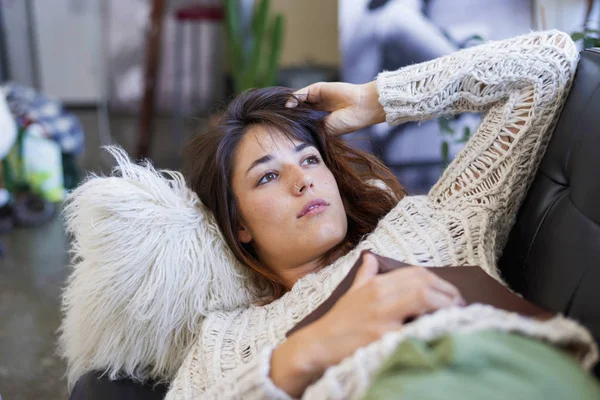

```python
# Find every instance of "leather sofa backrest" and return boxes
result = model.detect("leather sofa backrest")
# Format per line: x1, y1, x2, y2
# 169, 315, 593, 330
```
498, 48, 600, 377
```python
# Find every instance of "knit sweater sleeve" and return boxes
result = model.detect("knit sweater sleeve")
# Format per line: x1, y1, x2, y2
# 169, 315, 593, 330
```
376, 30, 578, 258
165, 324, 293, 400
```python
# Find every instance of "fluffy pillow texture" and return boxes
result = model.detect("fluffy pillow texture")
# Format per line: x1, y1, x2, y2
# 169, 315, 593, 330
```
59, 146, 256, 387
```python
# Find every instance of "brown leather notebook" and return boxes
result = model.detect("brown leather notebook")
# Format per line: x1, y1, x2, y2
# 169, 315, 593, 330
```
286, 250, 552, 337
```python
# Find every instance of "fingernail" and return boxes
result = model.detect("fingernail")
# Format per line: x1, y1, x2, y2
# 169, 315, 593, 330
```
452, 297, 464, 307
285, 99, 297, 108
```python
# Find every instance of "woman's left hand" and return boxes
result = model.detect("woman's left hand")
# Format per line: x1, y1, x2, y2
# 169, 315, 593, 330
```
286, 81, 386, 136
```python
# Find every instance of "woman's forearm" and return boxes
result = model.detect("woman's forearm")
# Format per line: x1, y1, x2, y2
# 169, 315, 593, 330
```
375, 30, 578, 126
373, 30, 579, 272
270, 323, 330, 398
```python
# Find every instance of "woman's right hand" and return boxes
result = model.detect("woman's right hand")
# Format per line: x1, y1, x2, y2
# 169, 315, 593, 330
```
286, 81, 386, 136
270, 253, 464, 397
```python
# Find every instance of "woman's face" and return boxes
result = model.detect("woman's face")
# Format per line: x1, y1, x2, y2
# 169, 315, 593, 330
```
231, 125, 348, 278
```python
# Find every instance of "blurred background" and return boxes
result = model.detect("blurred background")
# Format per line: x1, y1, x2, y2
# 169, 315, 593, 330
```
0, 0, 598, 398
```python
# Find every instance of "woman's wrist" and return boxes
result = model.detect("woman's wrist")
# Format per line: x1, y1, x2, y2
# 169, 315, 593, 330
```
291, 322, 331, 374
360, 81, 386, 127
270, 324, 329, 397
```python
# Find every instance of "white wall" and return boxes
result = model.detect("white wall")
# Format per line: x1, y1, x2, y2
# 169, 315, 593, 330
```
533, 0, 596, 33
2, 0, 37, 88
31, 0, 103, 103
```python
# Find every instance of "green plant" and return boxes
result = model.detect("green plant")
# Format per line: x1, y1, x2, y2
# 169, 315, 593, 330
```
225, 0, 285, 93
438, 117, 472, 166
2, 128, 59, 201
2, 127, 29, 193
571, 29, 600, 48
571, 28, 600, 49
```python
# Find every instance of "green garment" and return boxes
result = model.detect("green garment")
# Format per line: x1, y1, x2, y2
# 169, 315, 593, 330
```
364, 331, 600, 400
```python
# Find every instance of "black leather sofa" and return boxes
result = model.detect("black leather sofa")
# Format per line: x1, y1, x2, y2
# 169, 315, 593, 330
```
69, 48, 600, 399
499, 48, 600, 378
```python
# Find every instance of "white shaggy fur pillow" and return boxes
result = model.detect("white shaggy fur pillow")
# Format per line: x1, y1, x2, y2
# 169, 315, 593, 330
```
59, 146, 256, 387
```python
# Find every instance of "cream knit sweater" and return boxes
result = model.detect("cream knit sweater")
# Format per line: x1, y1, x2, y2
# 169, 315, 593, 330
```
163, 31, 597, 400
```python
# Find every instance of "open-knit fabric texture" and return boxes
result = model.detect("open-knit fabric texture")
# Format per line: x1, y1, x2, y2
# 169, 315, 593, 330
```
59, 30, 597, 398
163, 31, 597, 399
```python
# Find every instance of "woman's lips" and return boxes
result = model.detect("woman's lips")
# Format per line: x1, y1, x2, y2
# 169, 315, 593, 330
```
301, 204, 328, 218
297, 199, 329, 218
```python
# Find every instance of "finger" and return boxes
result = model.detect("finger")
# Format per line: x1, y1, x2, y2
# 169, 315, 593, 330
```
294, 82, 324, 105
390, 287, 456, 321
285, 87, 310, 108
427, 273, 464, 303
388, 267, 463, 303
350, 252, 379, 290
285, 96, 299, 108
372, 274, 455, 311
421, 288, 458, 310
285, 87, 308, 108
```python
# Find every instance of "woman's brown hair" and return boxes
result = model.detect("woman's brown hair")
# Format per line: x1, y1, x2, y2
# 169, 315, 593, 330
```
184, 87, 406, 302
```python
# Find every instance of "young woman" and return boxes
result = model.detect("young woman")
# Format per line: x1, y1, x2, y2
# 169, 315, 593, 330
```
161, 30, 597, 399
60, 30, 598, 399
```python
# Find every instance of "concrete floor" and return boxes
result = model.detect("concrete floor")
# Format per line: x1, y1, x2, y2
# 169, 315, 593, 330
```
0, 110, 206, 400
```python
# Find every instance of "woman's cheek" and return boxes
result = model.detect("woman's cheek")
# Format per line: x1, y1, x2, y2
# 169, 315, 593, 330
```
252, 196, 284, 224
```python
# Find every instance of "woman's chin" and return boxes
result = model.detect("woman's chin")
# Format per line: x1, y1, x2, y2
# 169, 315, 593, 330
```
290, 215, 348, 257
311, 225, 347, 251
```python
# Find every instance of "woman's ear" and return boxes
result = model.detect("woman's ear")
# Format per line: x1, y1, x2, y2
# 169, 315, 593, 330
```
237, 223, 252, 243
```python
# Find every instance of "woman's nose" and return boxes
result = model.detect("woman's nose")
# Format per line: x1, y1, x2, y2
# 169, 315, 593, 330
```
291, 171, 313, 195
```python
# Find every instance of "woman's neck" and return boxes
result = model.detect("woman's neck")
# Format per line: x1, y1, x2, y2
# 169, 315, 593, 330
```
275, 245, 349, 290
278, 258, 324, 290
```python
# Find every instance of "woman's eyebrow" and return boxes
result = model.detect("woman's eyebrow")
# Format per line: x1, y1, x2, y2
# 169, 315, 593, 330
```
245, 142, 313, 176
245, 154, 273, 176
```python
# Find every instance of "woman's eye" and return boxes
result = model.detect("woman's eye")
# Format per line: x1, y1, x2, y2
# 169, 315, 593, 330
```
258, 172, 278, 185
302, 155, 320, 165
